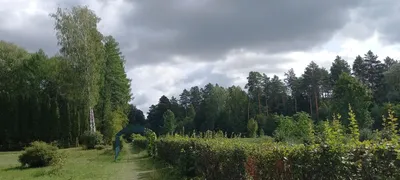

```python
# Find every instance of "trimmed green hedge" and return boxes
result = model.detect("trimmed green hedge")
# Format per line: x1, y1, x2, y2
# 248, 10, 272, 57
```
131, 109, 400, 179
134, 136, 400, 180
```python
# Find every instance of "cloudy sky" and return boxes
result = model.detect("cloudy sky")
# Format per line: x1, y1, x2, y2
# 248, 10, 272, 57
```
2, 0, 400, 114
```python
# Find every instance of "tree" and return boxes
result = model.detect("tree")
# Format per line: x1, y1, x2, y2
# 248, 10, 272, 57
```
352, 55, 367, 84
163, 110, 176, 135
384, 64, 400, 102
332, 73, 373, 128
383, 56, 398, 71
245, 71, 263, 114
205, 85, 228, 131
128, 105, 146, 125
330, 55, 351, 85
284, 68, 300, 113
95, 36, 131, 141
363, 50, 385, 101
267, 75, 287, 115
225, 86, 248, 133
50, 6, 105, 132
247, 118, 258, 138
170, 96, 184, 120
148, 96, 171, 135
189, 86, 202, 111
179, 89, 191, 110
302, 61, 324, 120
177, 104, 196, 134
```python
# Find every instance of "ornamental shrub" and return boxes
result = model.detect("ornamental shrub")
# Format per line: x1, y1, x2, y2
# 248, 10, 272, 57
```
80, 131, 104, 149
18, 141, 64, 168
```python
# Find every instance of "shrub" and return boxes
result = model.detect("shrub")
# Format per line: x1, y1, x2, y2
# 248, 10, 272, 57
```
18, 141, 64, 168
80, 131, 104, 149
131, 134, 147, 149
247, 118, 258, 138
95, 145, 106, 150
145, 129, 157, 157
274, 112, 315, 144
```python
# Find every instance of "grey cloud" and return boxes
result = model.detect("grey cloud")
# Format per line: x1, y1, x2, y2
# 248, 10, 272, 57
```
122, 0, 363, 67
182, 65, 236, 88
132, 93, 150, 107
216, 52, 295, 75
343, 0, 400, 44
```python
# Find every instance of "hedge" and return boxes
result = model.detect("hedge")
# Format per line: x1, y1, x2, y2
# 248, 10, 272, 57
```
134, 136, 400, 180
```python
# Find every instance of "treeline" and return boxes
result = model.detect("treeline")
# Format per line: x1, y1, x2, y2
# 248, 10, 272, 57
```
143, 51, 400, 136
0, 6, 132, 150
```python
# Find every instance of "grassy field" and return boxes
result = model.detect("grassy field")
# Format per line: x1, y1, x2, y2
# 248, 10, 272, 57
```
0, 146, 180, 180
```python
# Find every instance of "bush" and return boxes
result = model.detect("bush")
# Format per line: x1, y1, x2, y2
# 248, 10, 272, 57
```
80, 131, 104, 149
18, 141, 64, 168
131, 134, 147, 150
94, 145, 106, 150
247, 118, 258, 138
274, 112, 314, 144
145, 129, 157, 157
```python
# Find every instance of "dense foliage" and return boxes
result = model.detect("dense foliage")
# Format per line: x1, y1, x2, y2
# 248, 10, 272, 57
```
80, 131, 104, 149
18, 141, 64, 168
0, 6, 131, 150
133, 107, 400, 179
145, 51, 399, 139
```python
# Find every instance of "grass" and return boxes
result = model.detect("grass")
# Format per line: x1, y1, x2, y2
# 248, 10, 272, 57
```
0, 146, 182, 180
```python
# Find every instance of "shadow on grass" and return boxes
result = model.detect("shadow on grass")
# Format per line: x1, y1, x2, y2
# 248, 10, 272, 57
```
2, 165, 63, 178
2, 166, 27, 171
32, 167, 63, 178
131, 146, 144, 154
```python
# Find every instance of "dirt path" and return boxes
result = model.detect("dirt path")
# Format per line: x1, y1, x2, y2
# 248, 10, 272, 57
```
116, 148, 170, 180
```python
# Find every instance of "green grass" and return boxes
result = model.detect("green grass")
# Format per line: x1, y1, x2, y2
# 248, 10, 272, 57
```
0, 146, 181, 180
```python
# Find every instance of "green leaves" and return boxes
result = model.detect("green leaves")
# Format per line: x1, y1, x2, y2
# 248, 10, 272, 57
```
50, 6, 105, 108
163, 109, 177, 135
247, 118, 258, 138
332, 72, 372, 127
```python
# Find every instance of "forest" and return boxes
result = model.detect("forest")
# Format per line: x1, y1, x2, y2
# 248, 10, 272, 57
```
142, 51, 400, 139
0, 6, 132, 150
1, 5, 400, 149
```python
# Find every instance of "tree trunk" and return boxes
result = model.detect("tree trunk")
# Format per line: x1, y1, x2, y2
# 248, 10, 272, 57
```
265, 98, 269, 116
294, 97, 298, 113
89, 107, 96, 132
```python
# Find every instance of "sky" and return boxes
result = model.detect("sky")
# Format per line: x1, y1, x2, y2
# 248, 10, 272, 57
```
2, 0, 400, 114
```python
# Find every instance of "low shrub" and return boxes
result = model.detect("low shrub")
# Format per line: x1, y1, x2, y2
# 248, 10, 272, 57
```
18, 141, 64, 168
80, 131, 104, 149
131, 134, 147, 150
145, 129, 157, 157
94, 145, 106, 150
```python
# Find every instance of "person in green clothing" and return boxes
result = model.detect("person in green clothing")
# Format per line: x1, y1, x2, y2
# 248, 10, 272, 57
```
114, 124, 145, 161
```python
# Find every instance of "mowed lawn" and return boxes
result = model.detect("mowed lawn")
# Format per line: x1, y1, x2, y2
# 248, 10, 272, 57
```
0, 147, 176, 180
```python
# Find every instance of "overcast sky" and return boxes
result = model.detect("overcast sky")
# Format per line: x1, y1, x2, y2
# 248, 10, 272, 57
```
2, 0, 400, 114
